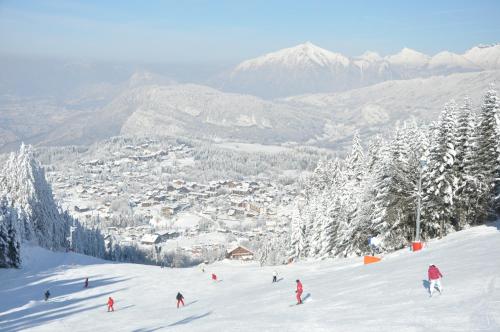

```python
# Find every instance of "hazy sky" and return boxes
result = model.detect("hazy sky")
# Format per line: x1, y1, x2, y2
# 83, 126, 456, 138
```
1, 0, 499, 63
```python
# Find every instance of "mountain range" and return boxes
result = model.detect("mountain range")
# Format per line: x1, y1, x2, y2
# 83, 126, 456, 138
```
1, 43, 500, 152
217, 42, 500, 98
25, 69, 496, 153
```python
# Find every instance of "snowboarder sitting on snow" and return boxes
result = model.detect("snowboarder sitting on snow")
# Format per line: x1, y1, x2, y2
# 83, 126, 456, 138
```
84, 277, 89, 288
212, 273, 217, 282
428, 264, 443, 297
44, 290, 50, 301
272, 271, 278, 283
176, 292, 185, 308
107, 296, 115, 312
295, 279, 303, 304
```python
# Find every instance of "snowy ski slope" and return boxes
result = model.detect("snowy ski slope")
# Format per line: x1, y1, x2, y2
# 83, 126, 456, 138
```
1, 223, 500, 331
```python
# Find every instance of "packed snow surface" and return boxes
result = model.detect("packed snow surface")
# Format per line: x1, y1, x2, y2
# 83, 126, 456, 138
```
1, 224, 500, 331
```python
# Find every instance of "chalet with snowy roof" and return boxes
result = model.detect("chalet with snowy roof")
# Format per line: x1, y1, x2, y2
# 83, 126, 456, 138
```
172, 179, 185, 188
155, 230, 180, 241
227, 181, 238, 188
232, 183, 252, 195
191, 192, 209, 199
140, 234, 160, 245
226, 246, 254, 260
74, 205, 91, 213
154, 194, 167, 202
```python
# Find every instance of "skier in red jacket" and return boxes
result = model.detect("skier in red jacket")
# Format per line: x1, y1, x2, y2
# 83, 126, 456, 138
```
428, 264, 443, 297
212, 273, 217, 282
295, 279, 303, 304
107, 297, 115, 312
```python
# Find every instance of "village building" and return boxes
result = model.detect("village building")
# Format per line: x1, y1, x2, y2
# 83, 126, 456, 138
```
74, 205, 92, 213
226, 246, 255, 260
155, 230, 181, 241
140, 234, 160, 245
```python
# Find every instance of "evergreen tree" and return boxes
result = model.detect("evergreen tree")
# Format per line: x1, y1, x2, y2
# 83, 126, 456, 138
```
0, 144, 107, 267
0, 144, 69, 249
369, 126, 422, 251
289, 200, 307, 260
475, 86, 500, 217
0, 196, 21, 268
454, 98, 484, 227
422, 102, 458, 238
345, 132, 365, 184
336, 134, 366, 256
286, 85, 500, 261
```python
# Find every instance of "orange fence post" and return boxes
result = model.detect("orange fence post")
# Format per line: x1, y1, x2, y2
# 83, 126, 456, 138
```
412, 241, 423, 252
364, 255, 382, 265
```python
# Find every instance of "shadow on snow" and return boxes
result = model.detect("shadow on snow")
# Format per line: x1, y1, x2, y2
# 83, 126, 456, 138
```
167, 311, 212, 327
422, 279, 430, 292
0, 267, 130, 331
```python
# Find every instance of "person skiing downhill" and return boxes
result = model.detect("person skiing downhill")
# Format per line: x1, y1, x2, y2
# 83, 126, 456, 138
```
107, 297, 115, 312
212, 273, 217, 282
428, 264, 443, 297
272, 271, 278, 283
176, 292, 185, 308
44, 290, 50, 301
84, 277, 89, 288
295, 280, 303, 304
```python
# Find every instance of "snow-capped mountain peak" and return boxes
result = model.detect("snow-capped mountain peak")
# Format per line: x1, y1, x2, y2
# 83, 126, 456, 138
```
357, 51, 383, 62
216, 43, 497, 98
386, 47, 430, 67
428, 51, 478, 70
234, 42, 350, 71
464, 43, 500, 70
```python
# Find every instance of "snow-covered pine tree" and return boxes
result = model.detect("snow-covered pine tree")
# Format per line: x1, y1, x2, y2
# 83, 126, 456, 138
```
365, 135, 385, 175
0, 144, 69, 249
310, 193, 327, 257
0, 196, 21, 268
299, 158, 342, 258
475, 86, 500, 217
335, 133, 366, 256
422, 102, 458, 238
302, 193, 319, 257
345, 132, 365, 184
318, 162, 344, 258
0, 144, 107, 265
453, 98, 485, 227
370, 126, 422, 251
286, 88, 500, 261
258, 229, 289, 265
288, 200, 307, 260
350, 136, 389, 256
70, 217, 106, 258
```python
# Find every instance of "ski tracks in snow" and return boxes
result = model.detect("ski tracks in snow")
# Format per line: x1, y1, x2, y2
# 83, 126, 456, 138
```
469, 276, 500, 331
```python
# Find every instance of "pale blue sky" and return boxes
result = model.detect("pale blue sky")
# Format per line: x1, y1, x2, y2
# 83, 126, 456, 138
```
1, 0, 499, 63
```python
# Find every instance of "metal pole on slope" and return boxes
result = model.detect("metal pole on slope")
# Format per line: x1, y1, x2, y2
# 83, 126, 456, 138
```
413, 159, 426, 251
415, 165, 422, 242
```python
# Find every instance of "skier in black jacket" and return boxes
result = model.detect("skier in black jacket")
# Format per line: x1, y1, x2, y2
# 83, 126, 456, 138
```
176, 292, 185, 308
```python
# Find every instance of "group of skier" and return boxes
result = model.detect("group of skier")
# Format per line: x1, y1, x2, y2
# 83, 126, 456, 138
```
41, 260, 443, 311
